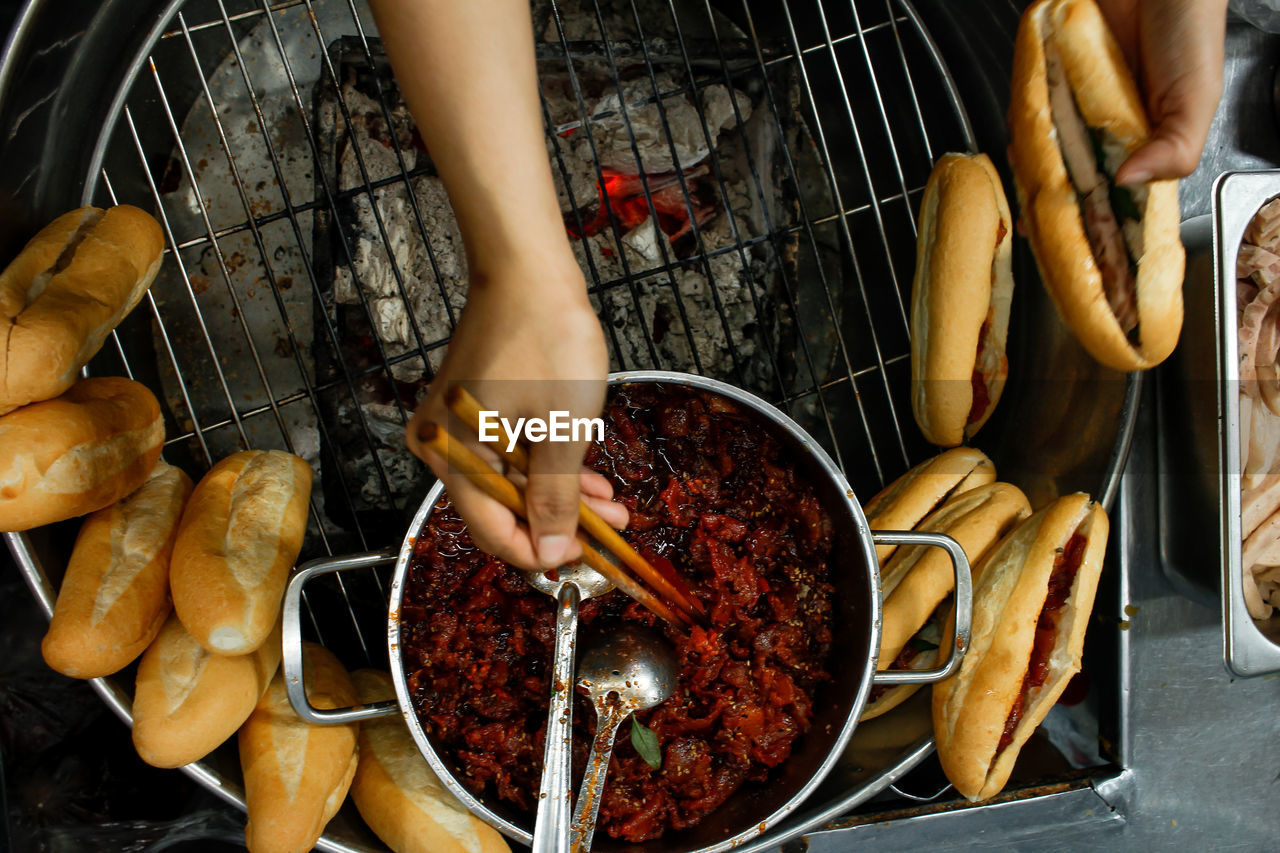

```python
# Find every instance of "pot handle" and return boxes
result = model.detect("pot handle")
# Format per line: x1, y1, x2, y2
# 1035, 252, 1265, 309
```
868, 531, 971, 686
282, 549, 400, 725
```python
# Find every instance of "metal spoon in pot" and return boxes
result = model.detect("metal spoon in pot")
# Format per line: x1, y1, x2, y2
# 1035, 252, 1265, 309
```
524, 562, 614, 853
569, 625, 679, 853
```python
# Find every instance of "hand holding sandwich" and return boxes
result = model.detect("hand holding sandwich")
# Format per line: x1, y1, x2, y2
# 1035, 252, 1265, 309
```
1096, 0, 1229, 184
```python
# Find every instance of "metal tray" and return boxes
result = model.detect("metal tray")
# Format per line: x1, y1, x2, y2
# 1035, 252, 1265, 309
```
1157, 171, 1280, 677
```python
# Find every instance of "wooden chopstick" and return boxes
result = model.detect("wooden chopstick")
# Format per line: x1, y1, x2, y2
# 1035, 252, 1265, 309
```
444, 385, 707, 621
417, 421, 693, 630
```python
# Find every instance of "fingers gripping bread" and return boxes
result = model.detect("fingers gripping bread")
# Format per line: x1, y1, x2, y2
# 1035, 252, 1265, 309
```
239, 642, 358, 853
131, 613, 282, 769
42, 461, 193, 678
0, 376, 165, 532
1009, 0, 1183, 371
170, 450, 313, 656
350, 670, 509, 853
932, 493, 1109, 801
0, 205, 165, 414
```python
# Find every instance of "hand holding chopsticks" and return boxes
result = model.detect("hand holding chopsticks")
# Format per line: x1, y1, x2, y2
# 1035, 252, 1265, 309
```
418, 387, 706, 629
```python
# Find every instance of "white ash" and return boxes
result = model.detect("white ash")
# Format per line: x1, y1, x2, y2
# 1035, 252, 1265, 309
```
333, 47, 766, 387
589, 75, 752, 174
334, 85, 467, 383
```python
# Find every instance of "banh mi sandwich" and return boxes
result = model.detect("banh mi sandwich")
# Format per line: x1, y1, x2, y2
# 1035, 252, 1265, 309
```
864, 447, 996, 564
861, 482, 1031, 722
910, 153, 1015, 447
1009, 0, 1184, 371
932, 492, 1108, 801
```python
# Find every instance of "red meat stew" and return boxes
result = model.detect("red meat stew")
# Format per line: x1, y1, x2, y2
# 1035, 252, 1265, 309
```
400, 383, 836, 842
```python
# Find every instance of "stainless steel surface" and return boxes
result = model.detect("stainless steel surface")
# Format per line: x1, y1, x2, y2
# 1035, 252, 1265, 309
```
1157, 177, 1280, 677
0, 0, 1144, 849
525, 563, 612, 853
1214, 173, 1280, 674
867, 530, 971, 686
282, 550, 400, 724
570, 626, 678, 853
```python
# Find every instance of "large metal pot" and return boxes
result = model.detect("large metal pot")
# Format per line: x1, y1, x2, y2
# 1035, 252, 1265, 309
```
280, 371, 971, 852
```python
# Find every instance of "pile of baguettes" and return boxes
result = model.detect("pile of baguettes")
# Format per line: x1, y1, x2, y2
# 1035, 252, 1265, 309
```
889, 0, 1182, 801
861, 448, 1109, 802
1, 207, 504, 852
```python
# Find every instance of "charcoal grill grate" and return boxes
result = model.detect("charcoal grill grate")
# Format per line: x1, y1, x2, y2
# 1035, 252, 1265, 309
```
11, 0, 975, 846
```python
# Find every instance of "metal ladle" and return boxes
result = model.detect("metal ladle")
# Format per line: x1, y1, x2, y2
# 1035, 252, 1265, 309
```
569, 625, 679, 852
524, 562, 614, 853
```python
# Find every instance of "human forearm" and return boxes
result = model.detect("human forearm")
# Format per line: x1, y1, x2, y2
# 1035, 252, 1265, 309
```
367, 0, 578, 288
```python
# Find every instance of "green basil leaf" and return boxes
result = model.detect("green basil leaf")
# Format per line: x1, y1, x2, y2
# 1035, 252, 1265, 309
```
1111, 184, 1141, 223
630, 718, 662, 770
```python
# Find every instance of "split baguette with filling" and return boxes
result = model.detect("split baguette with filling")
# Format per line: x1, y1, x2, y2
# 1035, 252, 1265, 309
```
170, 450, 313, 656
350, 670, 509, 853
932, 492, 1109, 801
864, 447, 996, 564
861, 482, 1031, 721
239, 642, 358, 853
0, 376, 165, 532
42, 461, 193, 678
0, 205, 165, 414
131, 612, 282, 769
910, 153, 1015, 447
1009, 0, 1184, 371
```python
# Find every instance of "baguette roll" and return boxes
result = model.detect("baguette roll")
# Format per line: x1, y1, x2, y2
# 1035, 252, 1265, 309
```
910, 153, 1015, 447
863, 448, 996, 564
861, 483, 1031, 721
131, 612, 281, 769
350, 670, 509, 853
240, 642, 358, 853
0, 205, 165, 414
170, 450, 313, 656
42, 461, 193, 678
932, 493, 1109, 801
0, 376, 165, 532
1009, 0, 1184, 371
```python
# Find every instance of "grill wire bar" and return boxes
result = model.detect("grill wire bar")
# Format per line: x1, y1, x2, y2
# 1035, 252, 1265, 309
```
78, 0, 972, 769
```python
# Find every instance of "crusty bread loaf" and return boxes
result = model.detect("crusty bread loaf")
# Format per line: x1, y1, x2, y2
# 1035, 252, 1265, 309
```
0, 376, 165, 532
240, 642, 358, 853
932, 493, 1109, 801
0, 205, 165, 414
170, 450, 313, 656
350, 670, 508, 853
861, 483, 1031, 721
910, 153, 1014, 447
863, 448, 996, 564
42, 461, 192, 678
131, 612, 281, 769
1009, 0, 1183, 371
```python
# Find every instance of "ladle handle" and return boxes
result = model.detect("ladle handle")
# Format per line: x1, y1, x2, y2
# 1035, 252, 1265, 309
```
569, 699, 630, 853
532, 583, 581, 853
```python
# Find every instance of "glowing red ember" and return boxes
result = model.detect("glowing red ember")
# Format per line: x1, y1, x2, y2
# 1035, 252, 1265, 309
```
566, 166, 718, 248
